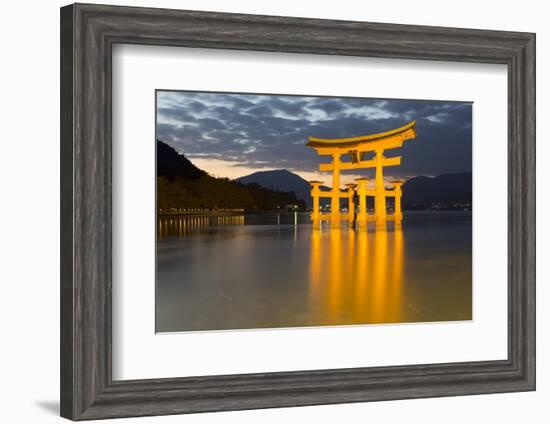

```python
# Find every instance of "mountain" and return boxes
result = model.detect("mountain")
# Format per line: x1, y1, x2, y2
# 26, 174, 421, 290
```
157, 141, 305, 211
157, 140, 205, 180
235, 169, 313, 206
402, 172, 472, 209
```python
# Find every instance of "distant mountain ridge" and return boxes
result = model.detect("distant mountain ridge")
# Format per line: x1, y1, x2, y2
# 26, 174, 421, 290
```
402, 172, 472, 209
236, 168, 472, 210
235, 169, 313, 206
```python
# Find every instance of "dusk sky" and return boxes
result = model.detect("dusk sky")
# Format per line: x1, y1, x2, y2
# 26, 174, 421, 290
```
156, 90, 472, 185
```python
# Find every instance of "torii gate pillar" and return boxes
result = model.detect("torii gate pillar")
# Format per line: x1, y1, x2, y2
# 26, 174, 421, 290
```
310, 181, 323, 230
355, 178, 368, 231
391, 180, 404, 229
374, 150, 387, 229
345, 183, 357, 229
330, 154, 342, 229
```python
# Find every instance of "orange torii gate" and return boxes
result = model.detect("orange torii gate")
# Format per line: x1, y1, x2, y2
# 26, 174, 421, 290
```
306, 121, 416, 230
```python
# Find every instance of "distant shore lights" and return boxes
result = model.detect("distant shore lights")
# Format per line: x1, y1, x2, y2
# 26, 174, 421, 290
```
306, 121, 416, 230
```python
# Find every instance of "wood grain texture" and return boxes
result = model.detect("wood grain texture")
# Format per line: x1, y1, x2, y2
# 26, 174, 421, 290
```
60, 3, 536, 420
60, 4, 74, 419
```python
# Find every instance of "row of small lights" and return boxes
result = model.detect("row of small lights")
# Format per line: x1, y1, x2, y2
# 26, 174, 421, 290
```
159, 208, 245, 212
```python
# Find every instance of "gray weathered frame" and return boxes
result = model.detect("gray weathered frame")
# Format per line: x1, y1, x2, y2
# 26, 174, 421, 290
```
60, 3, 536, 420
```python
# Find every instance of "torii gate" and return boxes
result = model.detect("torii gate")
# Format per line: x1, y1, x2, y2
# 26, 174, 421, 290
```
306, 121, 416, 230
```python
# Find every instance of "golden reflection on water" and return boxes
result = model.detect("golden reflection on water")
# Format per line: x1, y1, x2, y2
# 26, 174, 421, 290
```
309, 226, 405, 325
156, 212, 472, 331
309, 230, 322, 291
159, 216, 407, 326
158, 215, 244, 238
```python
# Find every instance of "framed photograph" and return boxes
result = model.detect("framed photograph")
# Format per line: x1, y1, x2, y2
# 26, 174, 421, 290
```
60, 3, 535, 420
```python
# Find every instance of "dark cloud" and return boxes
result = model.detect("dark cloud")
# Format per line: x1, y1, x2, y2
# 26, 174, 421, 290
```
156, 91, 472, 178
196, 118, 227, 131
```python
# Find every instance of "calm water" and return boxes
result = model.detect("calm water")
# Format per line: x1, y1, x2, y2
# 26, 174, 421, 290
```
156, 212, 472, 332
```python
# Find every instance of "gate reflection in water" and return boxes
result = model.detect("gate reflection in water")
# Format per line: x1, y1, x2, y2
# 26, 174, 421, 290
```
309, 227, 404, 326
156, 212, 472, 332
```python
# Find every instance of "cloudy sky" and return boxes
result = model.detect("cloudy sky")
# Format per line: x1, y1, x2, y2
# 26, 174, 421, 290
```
156, 90, 472, 184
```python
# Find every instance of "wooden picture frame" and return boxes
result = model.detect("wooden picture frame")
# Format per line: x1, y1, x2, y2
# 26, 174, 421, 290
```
60, 3, 535, 420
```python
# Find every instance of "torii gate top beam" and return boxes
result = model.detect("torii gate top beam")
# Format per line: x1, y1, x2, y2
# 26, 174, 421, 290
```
306, 120, 416, 155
